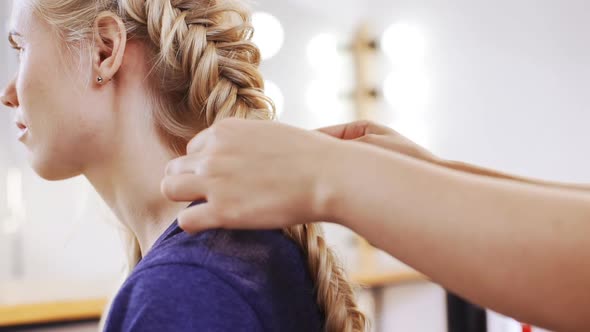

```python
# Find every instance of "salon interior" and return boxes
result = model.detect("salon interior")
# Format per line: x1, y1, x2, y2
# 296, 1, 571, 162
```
1, 0, 587, 331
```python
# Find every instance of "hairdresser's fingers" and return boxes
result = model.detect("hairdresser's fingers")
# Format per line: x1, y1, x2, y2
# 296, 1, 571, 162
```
178, 201, 276, 234
186, 118, 246, 154
354, 134, 437, 163
316, 122, 363, 139
317, 120, 395, 140
161, 173, 208, 202
186, 126, 212, 154
177, 204, 219, 234
178, 203, 255, 234
167, 153, 230, 177
166, 155, 199, 176
355, 134, 394, 148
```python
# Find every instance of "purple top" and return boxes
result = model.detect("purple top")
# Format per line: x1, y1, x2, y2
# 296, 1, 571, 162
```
104, 202, 324, 331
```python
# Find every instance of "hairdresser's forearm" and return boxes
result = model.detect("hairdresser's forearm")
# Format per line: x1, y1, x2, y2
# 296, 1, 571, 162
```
322, 142, 590, 332
439, 159, 590, 192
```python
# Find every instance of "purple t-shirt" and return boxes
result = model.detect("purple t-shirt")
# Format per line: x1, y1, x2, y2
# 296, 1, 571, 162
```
104, 207, 324, 331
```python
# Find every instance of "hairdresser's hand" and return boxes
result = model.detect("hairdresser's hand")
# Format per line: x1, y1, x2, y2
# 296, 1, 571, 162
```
317, 120, 439, 164
162, 118, 344, 233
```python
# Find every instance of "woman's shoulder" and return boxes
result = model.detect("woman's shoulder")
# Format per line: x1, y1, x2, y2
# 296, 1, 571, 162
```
121, 226, 323, 331
139, 226, 312, 289
142, 224, 306, 271
106, 260, 264, 331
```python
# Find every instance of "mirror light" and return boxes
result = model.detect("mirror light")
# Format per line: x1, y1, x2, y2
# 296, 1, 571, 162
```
381, 22, 427, 67
252, 12, 285, 60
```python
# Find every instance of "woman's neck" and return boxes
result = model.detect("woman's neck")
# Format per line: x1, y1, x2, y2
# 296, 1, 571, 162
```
83, 99, 189, 257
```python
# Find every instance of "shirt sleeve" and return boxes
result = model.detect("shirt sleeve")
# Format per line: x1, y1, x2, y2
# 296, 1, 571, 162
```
104, 264, 263, 332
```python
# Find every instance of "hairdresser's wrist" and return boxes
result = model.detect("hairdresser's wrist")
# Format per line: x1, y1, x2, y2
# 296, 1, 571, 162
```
311, 140, 365, 229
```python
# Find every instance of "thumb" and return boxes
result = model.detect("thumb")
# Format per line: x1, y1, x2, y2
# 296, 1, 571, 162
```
177, 204, 220, 234
354, 134, 398, 151
317, 120, 395, 140
316, 121, 368, 140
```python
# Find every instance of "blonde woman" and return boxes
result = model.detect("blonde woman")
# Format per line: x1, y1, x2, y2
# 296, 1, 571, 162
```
1, 0, 367, 331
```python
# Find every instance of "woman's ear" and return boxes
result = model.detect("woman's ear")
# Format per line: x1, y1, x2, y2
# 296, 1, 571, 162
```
92, 12, 127, 85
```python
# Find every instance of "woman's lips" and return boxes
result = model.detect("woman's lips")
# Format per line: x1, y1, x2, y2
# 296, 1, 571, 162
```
15, 121, 28, 140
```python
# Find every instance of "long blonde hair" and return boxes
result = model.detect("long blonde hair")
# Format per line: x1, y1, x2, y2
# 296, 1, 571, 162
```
33, 0, 367, 331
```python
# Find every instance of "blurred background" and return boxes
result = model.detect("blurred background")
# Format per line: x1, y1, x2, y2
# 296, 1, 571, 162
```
2, 0, 589, 331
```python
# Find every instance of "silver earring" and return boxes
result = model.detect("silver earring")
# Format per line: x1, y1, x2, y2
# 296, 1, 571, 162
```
97, 76, 104, 84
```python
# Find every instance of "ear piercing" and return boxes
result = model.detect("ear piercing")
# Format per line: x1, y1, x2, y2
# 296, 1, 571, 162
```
97, 76, 104, 84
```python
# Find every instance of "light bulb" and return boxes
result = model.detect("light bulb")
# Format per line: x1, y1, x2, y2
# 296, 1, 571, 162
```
252, 12, 285, 60
381, 22, 427, 67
